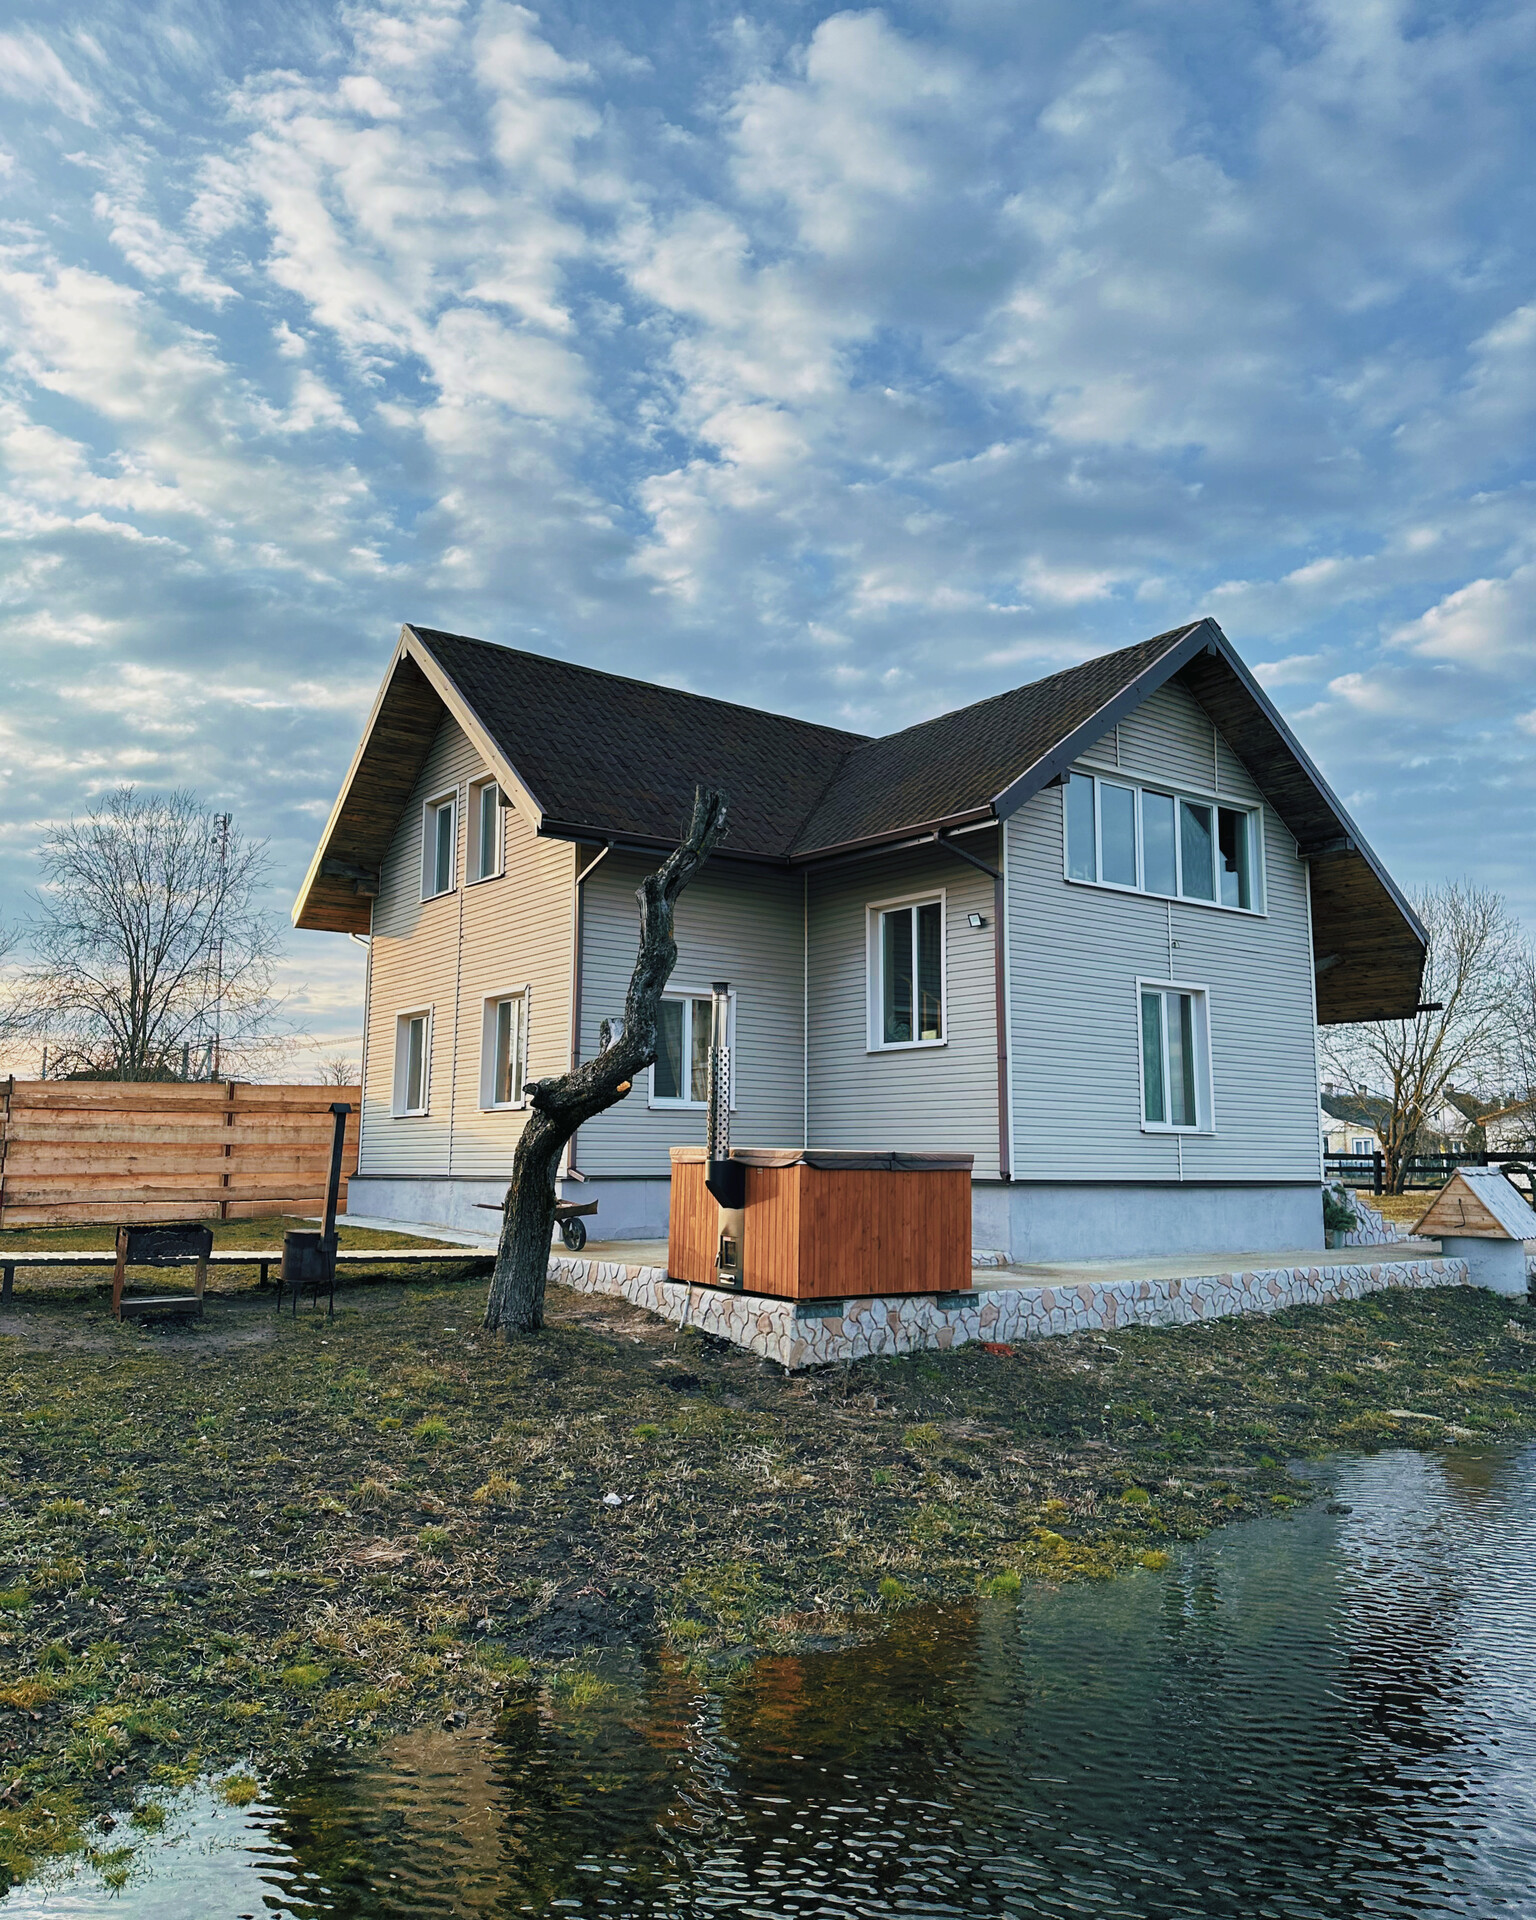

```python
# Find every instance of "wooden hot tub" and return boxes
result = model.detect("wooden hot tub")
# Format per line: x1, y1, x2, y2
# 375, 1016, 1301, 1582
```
668, 1145, 972, 1300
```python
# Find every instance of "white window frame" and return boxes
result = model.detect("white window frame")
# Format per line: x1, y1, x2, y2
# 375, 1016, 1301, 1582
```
392, 1007, 433, 1117
648, 989, 735, 1110
866, 889, 948, 1053
468, 779, 502, 885
1135, 977, 1214, 1134
421, 788, 458, 900
479, 987, 528, 1110
1063, 771, 1265, 916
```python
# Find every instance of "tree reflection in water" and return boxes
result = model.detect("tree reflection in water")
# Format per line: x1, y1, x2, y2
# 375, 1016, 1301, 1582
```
18, 1446, 1535, 1918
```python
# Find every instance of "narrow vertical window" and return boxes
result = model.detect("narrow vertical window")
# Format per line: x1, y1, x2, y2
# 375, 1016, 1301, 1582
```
1217, 807, 1251, 909
689, 995, 712, 1102
423, 794, 457, 897
473, 783, 500, 882
916, 901, 943, 1040
1140, 991, 1166, 1125
883, 907, 914, 1044
1100, 782, 1138, 887
1139, 983, 1209, 1131
1141, 791, 1176, 895
1166, 991, 1197, 1126
395, 1011, 430, 1114
654, 999, 684, 1101
1179, 800, 1214, 901
1065, 773, 1096, 881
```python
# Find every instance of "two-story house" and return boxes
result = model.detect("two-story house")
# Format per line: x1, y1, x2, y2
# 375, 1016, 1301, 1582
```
293, 618, 1425, 1264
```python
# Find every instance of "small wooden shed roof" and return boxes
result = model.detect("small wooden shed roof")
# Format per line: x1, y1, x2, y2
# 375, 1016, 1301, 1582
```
294, 619, 1426, 1020
1413, 1168, 1536, 1241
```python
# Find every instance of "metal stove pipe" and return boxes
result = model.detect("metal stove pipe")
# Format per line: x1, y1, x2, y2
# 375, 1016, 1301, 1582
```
703, 980, 745, 1283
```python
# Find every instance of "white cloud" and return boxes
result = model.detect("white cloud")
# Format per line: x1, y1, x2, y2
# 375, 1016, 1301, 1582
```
0, 31, 95, 123
1389, 566, 1536, 671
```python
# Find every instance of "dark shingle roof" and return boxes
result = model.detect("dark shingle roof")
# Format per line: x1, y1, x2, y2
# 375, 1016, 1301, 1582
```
790, 625, 1201, 854
412, 621, 1202, 860
411, 628, 868, 860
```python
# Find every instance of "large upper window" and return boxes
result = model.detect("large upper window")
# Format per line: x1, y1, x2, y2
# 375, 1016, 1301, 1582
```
469, 781, 501, 883
869, 894, 945, 1049
393, 1010, 431, 1116
1138, 981, 1212, 1132
651, 993, 733, 1106
1065, 772, 1258, 911
480, 991, 526, 1108
422, 791, 457, 899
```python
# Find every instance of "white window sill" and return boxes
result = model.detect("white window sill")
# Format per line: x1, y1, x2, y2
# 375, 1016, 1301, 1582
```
420, 888, 455, 903
1140, 1124, 1215, 1136
481, 1100, 527, 1112
466, 871, 502, 888
1065, 875, 1265, 918
868, 1039, 947, 1053
392, 1108, 430, 1119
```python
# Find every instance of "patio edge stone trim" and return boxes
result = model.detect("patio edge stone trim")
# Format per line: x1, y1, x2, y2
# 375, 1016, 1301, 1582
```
548, 1252, 1470, 1370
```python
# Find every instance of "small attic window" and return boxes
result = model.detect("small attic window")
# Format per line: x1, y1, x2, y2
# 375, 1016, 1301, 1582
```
422, 791, 457, 899
470, 780, 501, 883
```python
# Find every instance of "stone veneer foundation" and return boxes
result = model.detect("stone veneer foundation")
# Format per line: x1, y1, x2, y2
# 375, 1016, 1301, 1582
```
549, 1250, 1468, 1370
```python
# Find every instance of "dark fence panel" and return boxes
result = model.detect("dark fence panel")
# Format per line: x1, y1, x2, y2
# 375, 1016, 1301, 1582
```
1325, 1149, 1536, 1197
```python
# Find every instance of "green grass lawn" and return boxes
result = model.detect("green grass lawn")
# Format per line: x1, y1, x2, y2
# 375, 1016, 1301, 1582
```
3, 1267, 1536, 1890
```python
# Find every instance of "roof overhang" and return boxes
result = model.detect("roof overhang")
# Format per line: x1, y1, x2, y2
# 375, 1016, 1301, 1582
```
987, 617, 1425, 1023
291, 627, 547, 932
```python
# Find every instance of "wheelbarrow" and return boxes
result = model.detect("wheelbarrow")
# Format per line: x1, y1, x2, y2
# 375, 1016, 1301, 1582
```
475, 1197, 598, 1251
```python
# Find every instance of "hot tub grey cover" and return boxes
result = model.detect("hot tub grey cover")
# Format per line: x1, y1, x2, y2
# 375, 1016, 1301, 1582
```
669, 1145, 972, 1172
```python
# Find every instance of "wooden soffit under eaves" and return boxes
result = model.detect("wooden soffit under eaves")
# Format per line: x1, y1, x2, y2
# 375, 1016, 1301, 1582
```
1173, 649, 1426, 1025
293, 652, 445, 933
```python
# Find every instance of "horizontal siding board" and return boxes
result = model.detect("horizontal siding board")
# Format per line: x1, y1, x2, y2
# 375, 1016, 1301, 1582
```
1006, 679, 1320, 1184
575, 856, 805, 1176
807, 839, 999, 1177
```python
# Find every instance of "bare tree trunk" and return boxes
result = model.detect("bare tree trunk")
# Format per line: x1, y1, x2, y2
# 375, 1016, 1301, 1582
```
483, 787, 728, 1337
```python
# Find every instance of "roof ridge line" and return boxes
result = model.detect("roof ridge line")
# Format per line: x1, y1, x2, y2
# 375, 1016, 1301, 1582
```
407, 625, 873, 748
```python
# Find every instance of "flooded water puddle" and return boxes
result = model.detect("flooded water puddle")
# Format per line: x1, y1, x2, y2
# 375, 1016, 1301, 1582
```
8, 1445, 1536, 1917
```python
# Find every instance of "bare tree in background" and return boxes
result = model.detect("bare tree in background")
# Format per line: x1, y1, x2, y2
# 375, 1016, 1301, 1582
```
484, 787, 727, 1337
10, 788, 284, 1081
316, 1055, 360, 1086
1320, 880, 1523, 1190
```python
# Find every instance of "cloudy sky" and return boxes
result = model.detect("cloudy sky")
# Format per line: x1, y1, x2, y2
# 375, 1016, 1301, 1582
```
1, 0, 1534, 1069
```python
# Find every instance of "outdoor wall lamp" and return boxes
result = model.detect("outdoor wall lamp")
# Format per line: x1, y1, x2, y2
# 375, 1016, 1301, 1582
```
967, 911, 986, 929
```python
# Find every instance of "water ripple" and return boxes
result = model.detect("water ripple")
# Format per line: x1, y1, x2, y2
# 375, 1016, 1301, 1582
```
8, 1446, 1536, 1918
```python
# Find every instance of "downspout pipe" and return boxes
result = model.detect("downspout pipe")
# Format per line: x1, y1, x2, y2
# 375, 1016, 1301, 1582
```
563, 842, 612, 1181
936, 829, 1011, 1182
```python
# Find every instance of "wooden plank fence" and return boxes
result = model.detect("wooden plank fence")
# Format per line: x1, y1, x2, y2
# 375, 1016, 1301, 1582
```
0, 1079, 361, 1227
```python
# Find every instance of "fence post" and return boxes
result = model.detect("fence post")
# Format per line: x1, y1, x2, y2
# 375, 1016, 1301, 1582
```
1373, 1151, 1383, 1197
0, 1075, 12, 1230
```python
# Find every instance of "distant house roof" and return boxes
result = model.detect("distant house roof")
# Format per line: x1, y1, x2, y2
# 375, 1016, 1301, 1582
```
1321, 1092, 1391, 1132
293, 617, 1427, 1021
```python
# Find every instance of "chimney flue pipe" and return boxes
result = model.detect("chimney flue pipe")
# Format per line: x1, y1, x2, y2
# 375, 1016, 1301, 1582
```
704, 981, 744, 1210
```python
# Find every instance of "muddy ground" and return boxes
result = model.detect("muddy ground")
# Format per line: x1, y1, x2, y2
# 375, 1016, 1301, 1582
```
3, 1226, 1536, 1887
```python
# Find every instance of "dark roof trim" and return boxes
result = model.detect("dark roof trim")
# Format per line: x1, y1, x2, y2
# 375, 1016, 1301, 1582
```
990, 619, 1208, 818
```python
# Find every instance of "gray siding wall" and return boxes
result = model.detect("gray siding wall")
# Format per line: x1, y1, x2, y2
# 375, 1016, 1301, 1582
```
359, 714, 574, 1182
1005, 681, 1322, 1183
806, 838, 1001, 1178
573, 855, 806, 1176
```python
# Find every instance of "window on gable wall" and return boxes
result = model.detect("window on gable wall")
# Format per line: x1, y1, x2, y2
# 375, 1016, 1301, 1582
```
1139, 983, 1211, 1131
470, 781, 501, 883
1064, 772, 1259, 912
422, 792, 456, 898
870, 896, 944, 1048
481, 992, 526, 1108
394, 1011, 431, 1115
